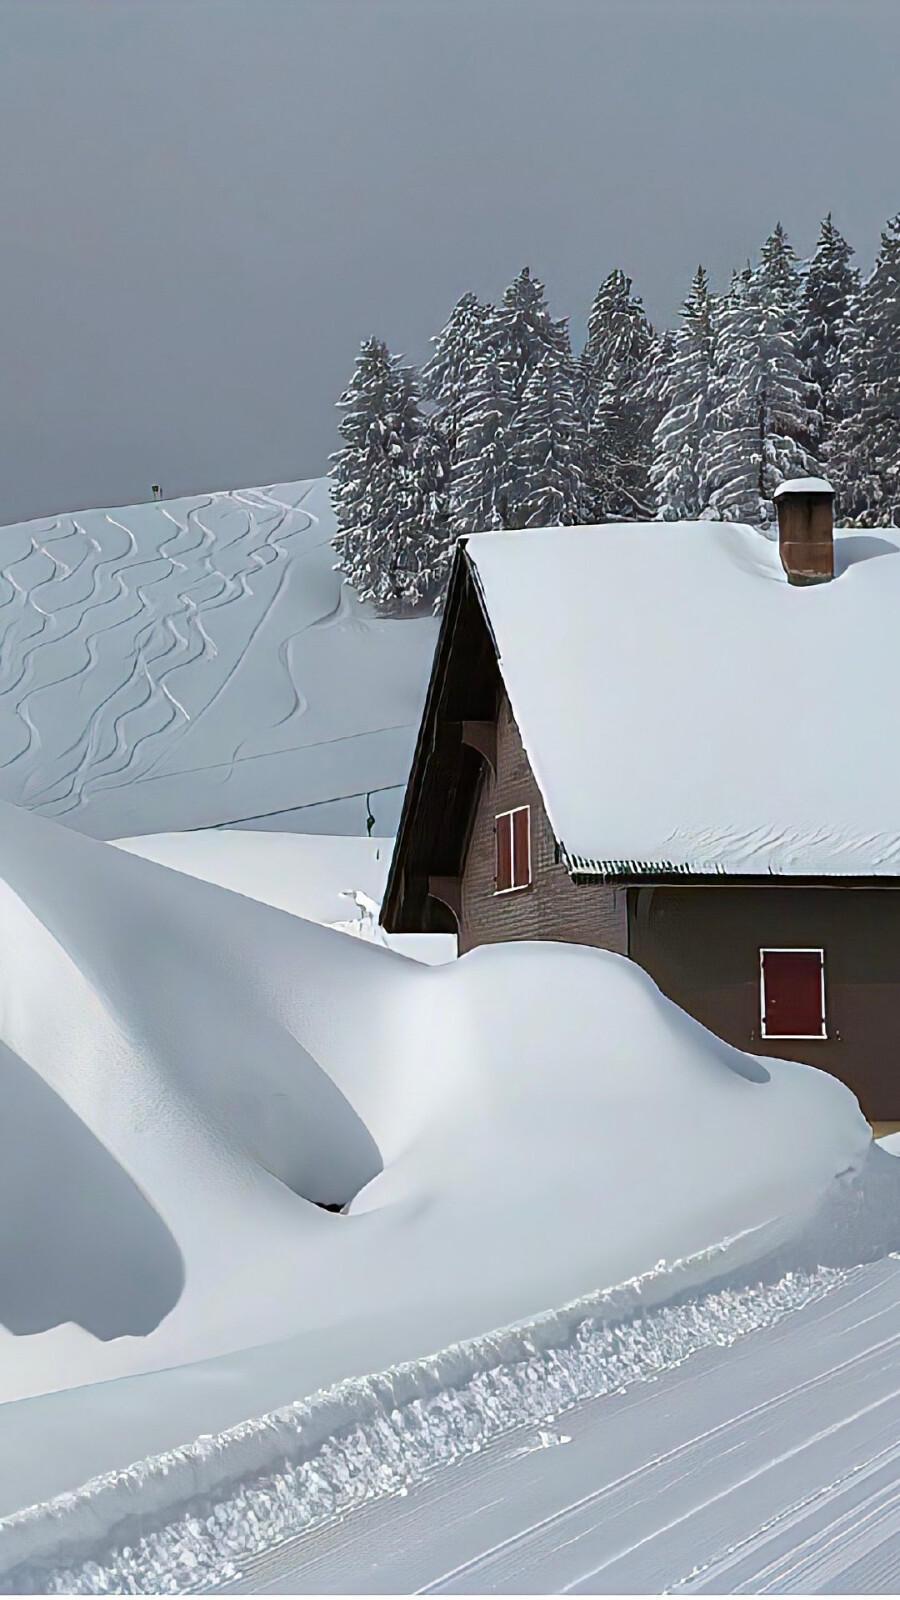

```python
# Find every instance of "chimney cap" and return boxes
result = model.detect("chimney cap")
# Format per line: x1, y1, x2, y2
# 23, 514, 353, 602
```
774, 476, 834, 500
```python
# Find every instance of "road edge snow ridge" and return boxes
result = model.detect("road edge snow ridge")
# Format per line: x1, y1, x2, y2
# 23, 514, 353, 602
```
0, 1246, 857, 1595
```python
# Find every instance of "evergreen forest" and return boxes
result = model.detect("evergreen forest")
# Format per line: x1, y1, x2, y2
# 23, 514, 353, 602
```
330, 214, 900, 608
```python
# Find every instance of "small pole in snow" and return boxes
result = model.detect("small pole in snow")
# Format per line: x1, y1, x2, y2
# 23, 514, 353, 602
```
151, 484, 162, 502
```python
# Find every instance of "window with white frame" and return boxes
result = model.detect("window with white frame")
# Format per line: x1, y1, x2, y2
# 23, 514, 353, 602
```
759, 948, 827, 1040
495, 805, 531, 893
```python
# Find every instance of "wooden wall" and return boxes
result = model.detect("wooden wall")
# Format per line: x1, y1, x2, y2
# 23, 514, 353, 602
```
458, 696, 628, 955
628, 883, 900, 1120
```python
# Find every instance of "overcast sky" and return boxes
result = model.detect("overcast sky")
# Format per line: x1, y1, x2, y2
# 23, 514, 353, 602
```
2, 0, 899, 523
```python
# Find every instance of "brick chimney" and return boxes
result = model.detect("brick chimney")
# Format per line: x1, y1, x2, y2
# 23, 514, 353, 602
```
773, 478, 835, 585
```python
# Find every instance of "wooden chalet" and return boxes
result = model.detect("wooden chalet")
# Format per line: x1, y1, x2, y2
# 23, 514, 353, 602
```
382, 480, 900, 1121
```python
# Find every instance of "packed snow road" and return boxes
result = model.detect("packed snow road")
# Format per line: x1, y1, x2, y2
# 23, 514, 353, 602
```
217, 1256, 900, 1596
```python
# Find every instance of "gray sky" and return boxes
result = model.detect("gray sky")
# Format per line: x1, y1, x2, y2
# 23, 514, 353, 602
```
2, 0, 900, 524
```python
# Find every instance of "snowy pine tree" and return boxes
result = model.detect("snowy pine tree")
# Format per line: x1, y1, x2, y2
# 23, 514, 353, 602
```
493, 266, 571, 401
581, 270, 657, 519
799, 214, 860, 438
651, 266, 716, 519
507, 348, 590, 527
447, 315, 517, 536
422, 292, 488, 458
330, 337, 448, 608
829, 214, 900, 526
447, 267, 577, 535
705, 226, 821, 524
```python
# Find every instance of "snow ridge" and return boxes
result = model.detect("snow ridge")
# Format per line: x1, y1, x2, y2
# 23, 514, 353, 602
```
0, 1260, 852, 1595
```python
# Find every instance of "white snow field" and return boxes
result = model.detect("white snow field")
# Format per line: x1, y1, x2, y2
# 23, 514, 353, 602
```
114, 827, 456, 962
0, 479, 437, 839
0, 797, 876, 1551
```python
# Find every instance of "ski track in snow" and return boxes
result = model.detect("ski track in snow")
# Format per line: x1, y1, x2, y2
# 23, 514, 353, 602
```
0, 481, 389, 833
16, 1256, 900, 1596
2, 1257, 882, 1596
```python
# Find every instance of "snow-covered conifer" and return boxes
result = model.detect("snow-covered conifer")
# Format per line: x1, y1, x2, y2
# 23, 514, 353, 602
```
651, 267, 716, 519
422, 292, 487, 458
829, 215, 900, 526
799, 215, 859, 437
493, 266, 570, 400
507, 349, 590, 527
330, 338, 448, 608
705, 227, 821, 524
447, 268, 573, 535
581, 270, 657, 519
447, 317, 517, 536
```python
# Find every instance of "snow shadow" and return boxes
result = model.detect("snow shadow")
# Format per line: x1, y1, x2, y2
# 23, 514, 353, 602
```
834, 534, 900, 575
0, 1043, 184, 1339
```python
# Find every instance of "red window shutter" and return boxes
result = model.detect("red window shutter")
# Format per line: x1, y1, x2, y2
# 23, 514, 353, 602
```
512, 806, 531, 887
495, 813, 512, 891
761, 951, 825, 1038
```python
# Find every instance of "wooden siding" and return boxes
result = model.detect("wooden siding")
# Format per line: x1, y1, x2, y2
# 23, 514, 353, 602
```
629, 884, 900, 1120
459, 696, 628, 955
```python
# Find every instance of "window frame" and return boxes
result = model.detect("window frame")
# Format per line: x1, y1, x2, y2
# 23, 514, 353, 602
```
494, 804, 532, 895
759, 947, 827, 1041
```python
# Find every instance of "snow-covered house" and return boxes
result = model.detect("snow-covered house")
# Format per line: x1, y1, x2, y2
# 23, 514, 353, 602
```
381, 481, 900, 1119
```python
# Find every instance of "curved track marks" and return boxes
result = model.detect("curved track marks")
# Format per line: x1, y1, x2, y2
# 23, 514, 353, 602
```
0, 482, 332, 828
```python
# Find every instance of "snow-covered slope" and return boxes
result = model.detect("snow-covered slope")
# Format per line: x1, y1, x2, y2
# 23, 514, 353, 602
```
114, 828, 456, 962
0, 480, 437, 839
0, 800, 869, 1411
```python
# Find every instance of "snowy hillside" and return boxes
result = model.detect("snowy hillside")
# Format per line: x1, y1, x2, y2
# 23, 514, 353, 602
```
115, 828, 456, 962
0, 799, 869, 1421
0, 480, 437, 839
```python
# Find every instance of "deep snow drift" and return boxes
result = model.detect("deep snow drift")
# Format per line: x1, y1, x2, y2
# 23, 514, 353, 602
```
0, 798, 870, 1412
0, 480, 437, 839
115, 828, 456, 962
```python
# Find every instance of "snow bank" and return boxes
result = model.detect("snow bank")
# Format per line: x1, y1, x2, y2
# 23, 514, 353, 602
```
0, 1260, 854, 1594
0, 480, 437, 839
114, 829, 455, 963
0, 798, 870, 1425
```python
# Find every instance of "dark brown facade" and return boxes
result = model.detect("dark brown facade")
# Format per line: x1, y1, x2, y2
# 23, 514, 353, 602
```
630, 885, 900, 1120
382, 542, 900, 1121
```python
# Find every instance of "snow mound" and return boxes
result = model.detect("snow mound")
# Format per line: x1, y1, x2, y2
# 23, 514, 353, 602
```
114, 828, 455, 963
0, 480, 437, 839
0, 800, 870, 1411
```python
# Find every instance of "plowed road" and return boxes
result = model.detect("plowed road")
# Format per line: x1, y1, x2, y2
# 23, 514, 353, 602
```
219, 1256, 900, 1594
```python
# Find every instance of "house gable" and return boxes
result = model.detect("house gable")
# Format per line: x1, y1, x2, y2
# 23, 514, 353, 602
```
459, 694, 627, 955
381, 550, 501, 935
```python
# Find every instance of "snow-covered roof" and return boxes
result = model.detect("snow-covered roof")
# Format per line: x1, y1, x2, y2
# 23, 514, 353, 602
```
466, 520, 900, 877
773, 477, 834, 498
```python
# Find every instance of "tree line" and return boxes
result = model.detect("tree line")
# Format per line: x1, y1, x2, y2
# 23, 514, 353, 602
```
329, 212, 900, 608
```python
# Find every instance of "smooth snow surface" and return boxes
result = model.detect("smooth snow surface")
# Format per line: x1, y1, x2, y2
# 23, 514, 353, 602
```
466, 520, 900, 875
773, 475, 834, 497
114, 829, 455, 962
0, 800, 869, 1415
0, 480, 436, 838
